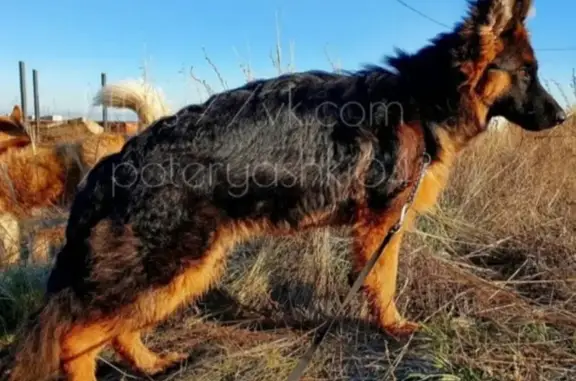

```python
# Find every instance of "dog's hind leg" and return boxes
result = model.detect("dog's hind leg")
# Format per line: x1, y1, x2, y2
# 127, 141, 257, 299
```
109, 223, 240, 375
352, 212, 419, 338
60, 232, 231, 379
112, 330, 187, 375
60, 320, 117, 381
61, 346, 103, 381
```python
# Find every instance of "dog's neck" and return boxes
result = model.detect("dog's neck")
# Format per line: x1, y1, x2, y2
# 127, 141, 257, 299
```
386, 39, 492, 153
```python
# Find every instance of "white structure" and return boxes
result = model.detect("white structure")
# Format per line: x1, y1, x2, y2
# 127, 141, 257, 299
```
39, 114, 64, 122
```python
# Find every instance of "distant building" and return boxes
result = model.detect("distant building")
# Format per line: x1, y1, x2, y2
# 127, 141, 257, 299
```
39, 114, 64, 122
29, 114, 65, 122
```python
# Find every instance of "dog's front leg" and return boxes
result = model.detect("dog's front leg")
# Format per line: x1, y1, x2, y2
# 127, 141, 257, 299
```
351, 211, 419, 338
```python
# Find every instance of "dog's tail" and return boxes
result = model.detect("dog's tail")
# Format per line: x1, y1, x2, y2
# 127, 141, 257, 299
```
7, 291, 75, 381
93, 79, 171, 127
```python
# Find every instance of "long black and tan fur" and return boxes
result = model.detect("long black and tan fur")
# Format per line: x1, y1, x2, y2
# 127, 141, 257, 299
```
7, 1, 567, 380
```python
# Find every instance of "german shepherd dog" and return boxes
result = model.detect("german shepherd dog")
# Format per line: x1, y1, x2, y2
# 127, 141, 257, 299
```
8, 0, 566, 380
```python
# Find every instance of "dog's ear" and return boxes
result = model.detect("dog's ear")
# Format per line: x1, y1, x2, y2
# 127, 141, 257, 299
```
464, 0, 533, 36
466, 0, 520, 37
458, 0, 533, 91
513, 0, 534, 23
10, 105, 23, 123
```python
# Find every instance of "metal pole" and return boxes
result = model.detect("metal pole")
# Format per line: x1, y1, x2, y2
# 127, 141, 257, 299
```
18, 61, 28, 123
101, 73, 108, 130
32, 69, 40, 131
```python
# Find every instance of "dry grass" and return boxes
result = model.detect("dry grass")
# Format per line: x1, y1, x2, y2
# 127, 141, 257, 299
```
1, 49, 576, 380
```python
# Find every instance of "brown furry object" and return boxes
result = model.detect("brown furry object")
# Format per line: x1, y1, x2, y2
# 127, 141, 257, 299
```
0, 80, 168, 266
0, 133, 127, 266
0, 106, 31, 155
0, 133, 126, 218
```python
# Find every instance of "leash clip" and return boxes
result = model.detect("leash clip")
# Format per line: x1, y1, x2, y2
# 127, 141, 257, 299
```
398, 204, 409, 226
422, 152, 431, 166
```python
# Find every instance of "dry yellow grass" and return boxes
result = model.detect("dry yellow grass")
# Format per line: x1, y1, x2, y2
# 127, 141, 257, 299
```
2, 118, 575, 381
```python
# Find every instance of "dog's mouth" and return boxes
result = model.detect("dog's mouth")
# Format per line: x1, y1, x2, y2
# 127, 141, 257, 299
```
487, 106, 565, 132
518, 112, 566, 131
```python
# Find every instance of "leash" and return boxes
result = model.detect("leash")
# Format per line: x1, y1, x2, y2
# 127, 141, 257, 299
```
286, 151, 431, 381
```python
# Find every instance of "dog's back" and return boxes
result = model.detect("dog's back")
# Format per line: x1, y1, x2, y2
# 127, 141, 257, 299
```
37, 69, 407, 312
105, 70, 404, 230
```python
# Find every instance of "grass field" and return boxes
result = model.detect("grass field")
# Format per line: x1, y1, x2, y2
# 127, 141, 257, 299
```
0, 65, 575, 380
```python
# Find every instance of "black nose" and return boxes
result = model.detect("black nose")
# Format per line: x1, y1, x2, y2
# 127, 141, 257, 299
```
555, 110, 567, 124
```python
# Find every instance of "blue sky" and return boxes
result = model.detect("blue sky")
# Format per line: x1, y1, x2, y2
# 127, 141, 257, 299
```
1, 0, 575, 120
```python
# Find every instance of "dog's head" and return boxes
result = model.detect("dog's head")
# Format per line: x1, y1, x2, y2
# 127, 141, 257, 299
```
458, 0, 565, 131
0, 105, 31, 152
